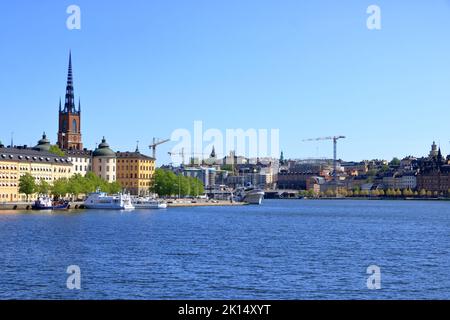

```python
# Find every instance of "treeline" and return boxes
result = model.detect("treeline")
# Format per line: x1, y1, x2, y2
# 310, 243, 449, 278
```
150, 168, 204, 197
300, 188, 450, 198
19, 172, 122, 200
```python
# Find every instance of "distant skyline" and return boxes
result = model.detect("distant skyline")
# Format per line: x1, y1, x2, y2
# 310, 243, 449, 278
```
1, 1, 450, 164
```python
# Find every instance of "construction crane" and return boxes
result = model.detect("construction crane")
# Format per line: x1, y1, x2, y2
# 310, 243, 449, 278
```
168, 148, 186, 165
149, 137, 170, 159
302, 136, 346, 184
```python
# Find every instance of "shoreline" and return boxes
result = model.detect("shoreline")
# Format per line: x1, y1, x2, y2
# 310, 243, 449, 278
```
0, 200, 246, 211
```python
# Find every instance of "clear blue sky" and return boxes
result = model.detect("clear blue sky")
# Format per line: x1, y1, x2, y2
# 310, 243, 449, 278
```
1, 0, 450, 164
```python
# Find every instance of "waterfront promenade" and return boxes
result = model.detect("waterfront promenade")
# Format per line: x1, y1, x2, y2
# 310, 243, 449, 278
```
0, 199, 245, 211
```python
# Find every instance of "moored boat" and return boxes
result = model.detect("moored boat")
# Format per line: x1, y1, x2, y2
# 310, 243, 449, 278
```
84, 191, 134, 210
234, 186, 265, 205
132, 197, 167, 209
32, 196, 70, 210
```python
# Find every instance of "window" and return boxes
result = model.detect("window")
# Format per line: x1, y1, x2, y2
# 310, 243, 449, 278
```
72, 119, 77, 133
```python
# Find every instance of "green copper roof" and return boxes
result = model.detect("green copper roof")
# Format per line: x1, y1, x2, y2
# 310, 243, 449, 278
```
93, 137, 115, 157
33, 132, 51, 151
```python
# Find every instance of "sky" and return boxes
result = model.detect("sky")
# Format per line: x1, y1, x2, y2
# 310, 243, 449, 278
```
1, 0, 450, 164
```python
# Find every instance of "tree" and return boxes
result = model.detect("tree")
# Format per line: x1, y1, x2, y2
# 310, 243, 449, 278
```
67, 174, 84, 198
419, 189, 427, 197
19, 173, 36, 201
36, 180, 50, 195
378, 189, 385, 197
52, 178, 68, 198
108, 181, 122, 194
389, 157, 401, 167
48, 145, 65, 156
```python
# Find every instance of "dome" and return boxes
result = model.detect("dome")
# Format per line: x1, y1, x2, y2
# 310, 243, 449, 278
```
33, 132, 51, 151
93, 137, 115, 157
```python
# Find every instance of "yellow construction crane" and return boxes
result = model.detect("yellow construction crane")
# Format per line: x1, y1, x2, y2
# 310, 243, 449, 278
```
149, 137, 170, 159
302, 136, 346, 184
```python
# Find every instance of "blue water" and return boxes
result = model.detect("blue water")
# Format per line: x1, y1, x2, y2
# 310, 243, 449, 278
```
0, 199, 449, 299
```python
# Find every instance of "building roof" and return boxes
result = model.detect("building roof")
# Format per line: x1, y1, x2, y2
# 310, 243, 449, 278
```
65, 149, 93, 157
116, 151, 155, 160
93, 137, 115, 157
0, 147, 71, 165
33, 132, 51, 152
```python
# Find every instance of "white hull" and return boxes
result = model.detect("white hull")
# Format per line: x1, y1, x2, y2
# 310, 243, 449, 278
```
84, 192, 135, 210
84, 203, 135, 210
243, 191, 265, 205
133, 202, 167, 209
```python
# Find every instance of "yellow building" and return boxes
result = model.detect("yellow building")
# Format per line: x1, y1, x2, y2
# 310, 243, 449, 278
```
0, 141, 72, 202
116, 149, 155, 196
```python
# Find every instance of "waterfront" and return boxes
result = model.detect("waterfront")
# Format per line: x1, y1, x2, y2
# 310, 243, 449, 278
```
0, 199, 449, 299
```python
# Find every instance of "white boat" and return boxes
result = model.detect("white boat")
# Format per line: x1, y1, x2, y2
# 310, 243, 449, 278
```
234, 186, 265, 205
84, 191, 135, 210
132, 197, 168, 209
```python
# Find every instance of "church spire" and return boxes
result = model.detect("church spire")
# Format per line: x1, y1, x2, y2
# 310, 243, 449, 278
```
78, 97, 81, 113
64, 51, 75, 113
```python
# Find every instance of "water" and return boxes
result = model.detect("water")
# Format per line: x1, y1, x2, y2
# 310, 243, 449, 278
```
0, 199, 449, 299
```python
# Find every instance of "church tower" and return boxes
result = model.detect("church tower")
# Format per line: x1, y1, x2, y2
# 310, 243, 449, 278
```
57, 51, 83, 150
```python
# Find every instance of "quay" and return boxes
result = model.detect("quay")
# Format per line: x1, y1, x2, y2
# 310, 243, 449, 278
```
0, 200, 246, 211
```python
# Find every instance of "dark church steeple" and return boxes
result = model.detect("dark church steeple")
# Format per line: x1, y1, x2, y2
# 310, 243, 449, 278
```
64, 51, 77, 113
57, 51, 83, 150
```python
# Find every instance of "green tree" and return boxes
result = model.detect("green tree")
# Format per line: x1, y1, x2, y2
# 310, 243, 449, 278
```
48, 145, 65, 156
52, 178, 68, 198
19, 173, 36, 201
108, 181, 123, 194
67, 174, 84, 198
389, 157, 401, 166
36, 179, 51, 195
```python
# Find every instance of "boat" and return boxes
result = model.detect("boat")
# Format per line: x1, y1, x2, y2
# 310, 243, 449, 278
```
132, 197, 168, 209
32, 196, 70, 210
234, 186, 265, 205
84, 191, 135, 210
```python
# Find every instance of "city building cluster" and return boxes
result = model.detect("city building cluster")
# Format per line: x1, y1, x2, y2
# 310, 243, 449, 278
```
0, 53, 155, 202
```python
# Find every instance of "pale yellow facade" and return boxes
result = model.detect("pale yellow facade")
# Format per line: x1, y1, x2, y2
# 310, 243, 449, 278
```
0, 148, 72, 202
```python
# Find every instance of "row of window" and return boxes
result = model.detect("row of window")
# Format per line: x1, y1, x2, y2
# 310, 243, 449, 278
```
118, 173, 152, 179
68, 157, 90, 163
74, 165, 90, 171
122, 181, 151, 187
0, 165, 18, 170
0, 183, 18, 187
0, 194, 17, 199
117, 166, 155, 171
98, 166, 115, 172
98, 158, 116, 163
117, 159, 153, 164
